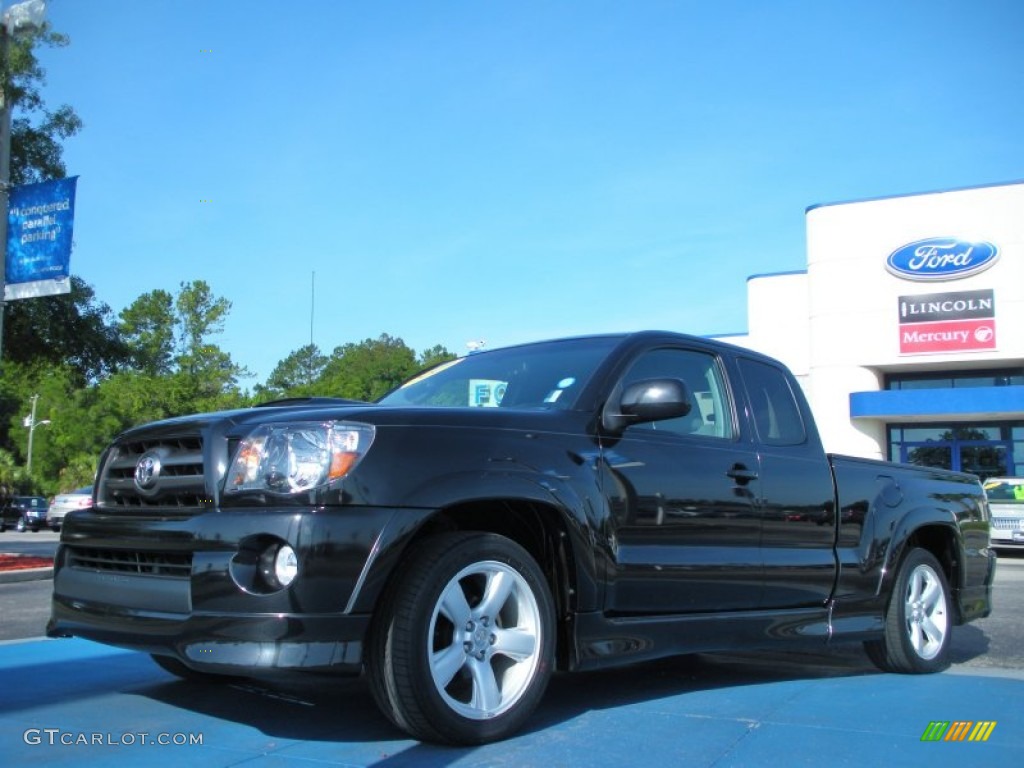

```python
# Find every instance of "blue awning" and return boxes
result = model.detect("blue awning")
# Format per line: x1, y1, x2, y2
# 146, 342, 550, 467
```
850, 386, 1024, 421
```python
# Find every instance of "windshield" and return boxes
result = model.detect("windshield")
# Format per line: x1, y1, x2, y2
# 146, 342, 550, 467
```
983, 479, 1024, 502
378, 337, 620, 410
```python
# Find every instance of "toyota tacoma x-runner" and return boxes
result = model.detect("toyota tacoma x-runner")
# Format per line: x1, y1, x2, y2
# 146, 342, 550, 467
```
48, 331, 996, 744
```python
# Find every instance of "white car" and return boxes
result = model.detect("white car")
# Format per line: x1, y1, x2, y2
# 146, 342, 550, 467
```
983, 477, 1024, 550
46, 486, 94, 531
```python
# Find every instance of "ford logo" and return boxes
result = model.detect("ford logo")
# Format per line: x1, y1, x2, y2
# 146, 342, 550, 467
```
886, 238, 998, 281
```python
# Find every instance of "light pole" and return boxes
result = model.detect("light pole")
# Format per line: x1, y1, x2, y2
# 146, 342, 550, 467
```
0, 0, 47, 362
23, 392, 49, 475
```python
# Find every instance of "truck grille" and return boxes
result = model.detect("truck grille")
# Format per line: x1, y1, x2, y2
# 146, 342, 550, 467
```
67, 547, 192, 578
991, 517, 1021, 531
98, 434, 207, 510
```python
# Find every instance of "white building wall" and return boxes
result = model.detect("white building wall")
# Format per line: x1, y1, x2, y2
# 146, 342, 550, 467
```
716, 181, 1024, 459
716, 272, 812, 396
806, 183, 1024, 370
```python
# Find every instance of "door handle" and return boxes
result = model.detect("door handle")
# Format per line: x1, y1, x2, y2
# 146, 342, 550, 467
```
727, 464, 758, 483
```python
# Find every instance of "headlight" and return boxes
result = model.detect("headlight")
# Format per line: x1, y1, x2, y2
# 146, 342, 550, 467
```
224, 421, 375, 495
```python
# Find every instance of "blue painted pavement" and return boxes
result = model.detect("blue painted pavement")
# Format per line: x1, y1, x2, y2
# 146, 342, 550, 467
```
0, 637, 1020, 767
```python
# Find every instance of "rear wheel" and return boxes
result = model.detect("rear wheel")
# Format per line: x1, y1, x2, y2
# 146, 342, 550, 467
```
865, 548, 952, 673
367, 532, 555, 744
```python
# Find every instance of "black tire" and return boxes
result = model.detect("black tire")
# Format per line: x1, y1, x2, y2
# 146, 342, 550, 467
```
865, 548, 952, 674
15, 517, 26, 533
367, 532, 555, 745
150, 654, 237, 683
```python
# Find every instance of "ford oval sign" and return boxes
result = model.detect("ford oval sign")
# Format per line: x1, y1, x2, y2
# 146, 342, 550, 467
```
886, 237, 999, 281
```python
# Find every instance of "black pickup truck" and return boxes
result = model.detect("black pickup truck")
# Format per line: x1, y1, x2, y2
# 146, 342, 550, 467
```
48, 331, 995, 744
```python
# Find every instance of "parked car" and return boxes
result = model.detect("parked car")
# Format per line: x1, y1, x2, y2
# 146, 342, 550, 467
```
46, 486, 94, 531
0, 496, 49, 532
983, 477, 1024, 549
48, 331, 995, 745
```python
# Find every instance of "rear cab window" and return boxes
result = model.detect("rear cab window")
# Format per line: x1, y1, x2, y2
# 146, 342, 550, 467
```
737, 357, 807, 446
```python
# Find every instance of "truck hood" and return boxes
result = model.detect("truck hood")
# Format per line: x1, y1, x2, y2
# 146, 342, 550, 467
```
115, 400, 590, 441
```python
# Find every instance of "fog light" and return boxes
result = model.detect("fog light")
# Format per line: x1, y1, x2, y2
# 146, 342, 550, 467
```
258, 543, 298, 590
274, 545, 298, 587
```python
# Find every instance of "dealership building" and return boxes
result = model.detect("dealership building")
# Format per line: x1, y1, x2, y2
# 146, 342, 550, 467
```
717, 180, 1024, 480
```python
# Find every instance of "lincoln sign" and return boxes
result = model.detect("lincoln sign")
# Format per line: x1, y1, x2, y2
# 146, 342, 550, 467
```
898, 289, 996, 355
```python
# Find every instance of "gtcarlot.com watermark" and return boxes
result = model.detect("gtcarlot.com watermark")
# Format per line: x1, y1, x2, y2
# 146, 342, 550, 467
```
24, 729, 203, 747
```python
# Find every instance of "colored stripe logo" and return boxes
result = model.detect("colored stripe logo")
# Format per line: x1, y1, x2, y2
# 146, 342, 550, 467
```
921, 721, 997, 742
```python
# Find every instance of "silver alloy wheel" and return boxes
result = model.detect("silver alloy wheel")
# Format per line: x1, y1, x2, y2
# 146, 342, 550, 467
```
903, 561, 948, 660
427, 559, 543, 720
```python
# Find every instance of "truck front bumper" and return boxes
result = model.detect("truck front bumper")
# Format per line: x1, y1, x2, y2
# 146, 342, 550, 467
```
46, 504, 432, 675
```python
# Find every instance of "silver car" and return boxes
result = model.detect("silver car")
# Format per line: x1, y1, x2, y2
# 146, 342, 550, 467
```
983, 477, 1024, 550
46, 486, 94, 531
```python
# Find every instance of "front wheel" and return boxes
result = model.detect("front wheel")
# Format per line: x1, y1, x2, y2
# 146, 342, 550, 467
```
367, 532, 555, 745
865, 548, 952, 673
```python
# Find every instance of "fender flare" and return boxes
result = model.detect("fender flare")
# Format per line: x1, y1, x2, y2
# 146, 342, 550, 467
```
876, 505, 963, 599
355, 468, 603, 614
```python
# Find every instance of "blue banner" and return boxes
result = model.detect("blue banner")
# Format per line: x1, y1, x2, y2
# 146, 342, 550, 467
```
4, 176, 78, 301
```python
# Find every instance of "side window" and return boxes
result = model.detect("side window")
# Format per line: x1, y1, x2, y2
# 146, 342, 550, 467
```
738, 358, 806, 446
620, 348, 733, 439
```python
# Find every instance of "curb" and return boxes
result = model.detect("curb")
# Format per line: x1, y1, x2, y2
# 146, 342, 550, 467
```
0, 566, 53, 584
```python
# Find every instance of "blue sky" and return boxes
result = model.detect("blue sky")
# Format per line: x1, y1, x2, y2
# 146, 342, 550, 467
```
29, 0, 1024, 385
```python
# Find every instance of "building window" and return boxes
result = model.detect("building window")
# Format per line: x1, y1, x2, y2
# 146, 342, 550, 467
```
886, 369, 1024, 390
888, 423, 1023, 480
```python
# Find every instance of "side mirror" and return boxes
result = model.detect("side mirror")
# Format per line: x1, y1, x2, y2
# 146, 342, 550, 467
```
602, 378, 693, 433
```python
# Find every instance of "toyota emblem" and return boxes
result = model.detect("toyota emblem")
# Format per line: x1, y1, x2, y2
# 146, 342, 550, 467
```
134, 450, 163, 492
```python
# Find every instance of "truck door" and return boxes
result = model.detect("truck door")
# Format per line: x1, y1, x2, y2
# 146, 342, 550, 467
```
736, 357, 837, 609
601, 345, 764, 614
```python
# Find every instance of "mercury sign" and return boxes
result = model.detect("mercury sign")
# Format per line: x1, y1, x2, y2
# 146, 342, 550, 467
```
898, 289, 996, 355
885, 237, 998, 281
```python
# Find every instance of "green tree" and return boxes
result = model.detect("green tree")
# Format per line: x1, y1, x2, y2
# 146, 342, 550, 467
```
2, 276, 127, 384
0, 19, 115, 472
320, 334, 420, 402
114, 282, 249, 413
0, 447, 18, 490
418, 344, 457, 370
257, 344, 328, 401
118, 289, 175, 375
176, 280, 230, 370
4, 20, 83, 186
1, 18, 95, 372
0, 361, 79, 494
172, 280, 249, 410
